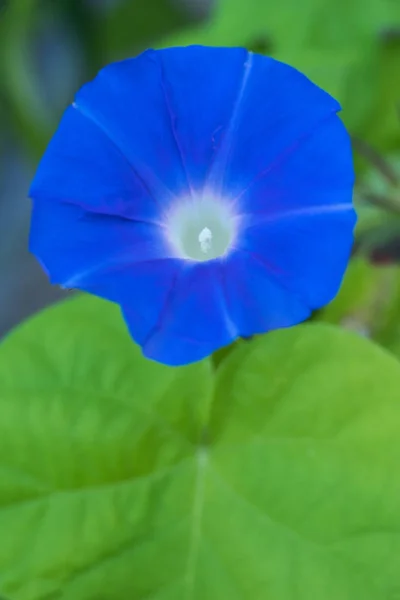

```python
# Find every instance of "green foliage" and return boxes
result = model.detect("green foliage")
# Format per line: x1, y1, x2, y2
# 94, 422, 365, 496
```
0, 0, 52, 156
162, 0, 398, 49
318, 256, 400, 362
100, 0, 189, 61
2, 297, 400, 598
0, 295, 213, 599
319, 258, 400, 333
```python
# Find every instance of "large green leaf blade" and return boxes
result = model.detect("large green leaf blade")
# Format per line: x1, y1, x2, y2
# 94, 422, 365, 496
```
210, 324, 400, 598
0, 295, 212, 600
2, 298, 400, 598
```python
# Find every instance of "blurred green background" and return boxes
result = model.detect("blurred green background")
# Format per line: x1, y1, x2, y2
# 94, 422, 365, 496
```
0, 0, 399, 342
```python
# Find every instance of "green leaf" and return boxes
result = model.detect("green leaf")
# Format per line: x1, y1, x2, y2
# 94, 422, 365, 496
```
210, 325, 400, 598
100, 0, 190, 61
2, 298, 400, 598
0, 295, 213, 600
159, 0, 316, 52
317, 258, 378, 328
160, 0, 399, 56
362, 35, 400, 149
318, 258, 400, 332
318, 257, 400, 360
0, 0, 53, 158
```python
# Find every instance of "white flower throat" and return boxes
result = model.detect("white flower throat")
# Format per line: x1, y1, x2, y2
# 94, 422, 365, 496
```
166, 194, 237, 262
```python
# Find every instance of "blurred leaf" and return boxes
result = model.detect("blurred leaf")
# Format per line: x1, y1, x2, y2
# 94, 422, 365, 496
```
303, 0, 398, 47
359, 152, 400, 202
318, 258, 377, 328
100, 0, 190, 61
160, 0, 399, 56
3, 299, 400, 597
348, 36, 400, 149
354, 153, 400, 256
353, 138, 400, 184
318, 258, 400, 337
0, 0, 52, 157
160, 0, 318, 50
370, 37, 400, 148
353, 205, 400, 259
318, 255, 400, 365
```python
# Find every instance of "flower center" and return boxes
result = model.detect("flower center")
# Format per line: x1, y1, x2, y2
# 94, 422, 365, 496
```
166, 195, 236, 261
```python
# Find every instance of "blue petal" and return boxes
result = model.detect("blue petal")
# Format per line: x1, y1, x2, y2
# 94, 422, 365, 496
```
30, 47, 253, 219
209, 53, 341, 198
230, 111, 356, 312
221, 250, 311, 337
70, 51, 188, 203
29, 107, 162, 222
126, 261, 237, 366
156, 46, 248, 189
234, 114, 355, 216
29, 199, 174, 288
101, 259, 184, 346
237, 209, 356, 310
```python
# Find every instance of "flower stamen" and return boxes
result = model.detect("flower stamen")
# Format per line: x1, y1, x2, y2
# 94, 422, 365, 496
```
199, 227, 212, 254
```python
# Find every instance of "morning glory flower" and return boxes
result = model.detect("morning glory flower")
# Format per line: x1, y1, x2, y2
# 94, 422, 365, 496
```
29, 46, 356, 366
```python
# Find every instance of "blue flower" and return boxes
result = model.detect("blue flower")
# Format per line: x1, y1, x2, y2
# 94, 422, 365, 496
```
29, 46, 356, 366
